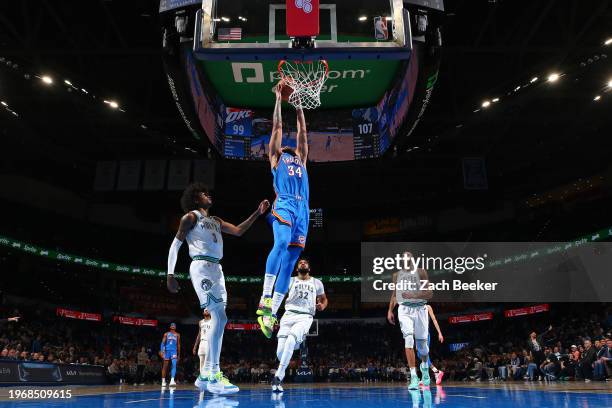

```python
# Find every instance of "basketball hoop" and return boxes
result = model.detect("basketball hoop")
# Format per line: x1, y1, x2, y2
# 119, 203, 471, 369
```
278, 59, 329, 110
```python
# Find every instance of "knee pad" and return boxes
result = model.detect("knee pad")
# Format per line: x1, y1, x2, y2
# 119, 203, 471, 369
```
404, 335, 414, 349
416, 338, 429, 356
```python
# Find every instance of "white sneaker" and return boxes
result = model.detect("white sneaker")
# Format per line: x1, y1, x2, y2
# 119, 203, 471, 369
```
169, 378, 177, 387
161, 379, 167, 387
195, 374, 209, 390
206, 372, 239, 395
272, 376, 284, 393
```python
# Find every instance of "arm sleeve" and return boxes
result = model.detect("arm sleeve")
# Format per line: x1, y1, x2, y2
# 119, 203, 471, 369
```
315, 279, 325, 296
167, 238, 183, 276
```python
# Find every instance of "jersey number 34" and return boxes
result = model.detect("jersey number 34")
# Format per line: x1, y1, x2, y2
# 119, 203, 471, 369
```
288, 165, 302, 178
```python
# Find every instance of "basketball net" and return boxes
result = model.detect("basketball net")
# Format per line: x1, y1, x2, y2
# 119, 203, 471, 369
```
278, 60, 329, 110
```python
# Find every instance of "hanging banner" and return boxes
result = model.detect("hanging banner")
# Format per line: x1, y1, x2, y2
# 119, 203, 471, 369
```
56, 308, 102, 322
448, 312, 493, 324
112, 316, 158, 327
504, 304, 550, 318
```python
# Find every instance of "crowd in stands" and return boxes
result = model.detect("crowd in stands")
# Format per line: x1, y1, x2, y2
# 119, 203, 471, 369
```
0, 302, 610, 385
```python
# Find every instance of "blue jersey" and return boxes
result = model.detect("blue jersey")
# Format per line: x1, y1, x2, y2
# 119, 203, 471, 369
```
163, 332, 178, 353
273, 152, 309, 201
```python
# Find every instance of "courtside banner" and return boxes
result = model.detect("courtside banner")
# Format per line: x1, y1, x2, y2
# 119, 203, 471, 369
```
361, 241, 612, 302
504, 304, 549, 318
0, 360, 106, 385
448, 312, 493, 324
113, 316, 158, 327
56, 308, 102, 322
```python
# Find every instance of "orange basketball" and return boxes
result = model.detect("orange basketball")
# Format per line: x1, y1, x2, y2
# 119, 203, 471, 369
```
280, 83, 293, 101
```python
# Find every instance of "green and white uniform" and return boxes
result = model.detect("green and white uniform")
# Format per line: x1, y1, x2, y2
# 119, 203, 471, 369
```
277, 276, 324, 346
396, 269, 429, 342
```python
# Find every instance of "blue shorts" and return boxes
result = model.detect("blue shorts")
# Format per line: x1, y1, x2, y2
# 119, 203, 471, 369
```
163, 350, 178, 360
271, 195, 309, 248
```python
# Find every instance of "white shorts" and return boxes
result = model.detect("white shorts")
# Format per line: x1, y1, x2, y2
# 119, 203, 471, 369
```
277, 311, 313, 346
198, 340, 208, 357
398, 304, 429, 340
189, 260, 227, 311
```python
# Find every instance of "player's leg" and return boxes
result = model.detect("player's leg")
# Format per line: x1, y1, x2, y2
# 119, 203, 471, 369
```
169, 358, 177, 386
399, 306, 419, 389
161, 359, 169, 386
258, 218, 292, 317
276, 315, 311, 391
271, 245, 302, 315
273, 314, 293, 392
415, 306, 431, 386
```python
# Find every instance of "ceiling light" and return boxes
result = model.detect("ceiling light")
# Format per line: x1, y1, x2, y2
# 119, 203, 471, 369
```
547, 73, 560, 83
605, 38, 612, 45
221, 17, 230, 22
358, 16, 367, 21
594, 95, 601, 101
481, 100, 491, 108
530, 77, 538, 83
64, 79, 72, 86
1, 101, 6, 107
109, 101, 119, 109
385, 16, 393, 21
492, 97, 499, 103
41, 75, 53, 84
607, 79, 612, 88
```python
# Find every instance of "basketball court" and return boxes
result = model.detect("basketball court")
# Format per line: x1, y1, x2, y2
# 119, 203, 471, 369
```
1, 382, 611, 407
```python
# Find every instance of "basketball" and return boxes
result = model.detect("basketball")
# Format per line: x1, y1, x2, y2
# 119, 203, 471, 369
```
280, 82, 294, 101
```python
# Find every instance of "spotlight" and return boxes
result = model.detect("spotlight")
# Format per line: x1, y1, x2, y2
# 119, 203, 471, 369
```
109, 101, 119, 109
481, 100, 491, 108
81, 88, 88, 94
41, 75, 53, 85
547, 73, 560, 83
594, 95, 601, 101
358, 16, 367, 21
607, 79, 612, 88
1, 101, 6, 106
64, 79, 72, 86
605, 38, 612, 45
492, 97, 500, 103
221, 17, 230, 22
530, 77, 538, 83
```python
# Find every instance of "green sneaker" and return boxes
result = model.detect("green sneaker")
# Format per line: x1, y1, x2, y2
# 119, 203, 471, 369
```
206, 371, 239, 395
256, 296, 273, 317
257, 314, 277, 339
421, 363, 431, 386
408, 374, 420, 389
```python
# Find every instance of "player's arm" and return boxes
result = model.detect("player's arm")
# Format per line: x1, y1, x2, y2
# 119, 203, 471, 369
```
159, 333, 167, 358
315, 279, 328, 311
387, 272, 398, 325
167, 212, 196, 293
296, 106, 308, 164
177, 334, 181, 358
268, 83, 284, 167
427, 305, 444, 343
193, 330, 200, 355
215, 200, 270, 237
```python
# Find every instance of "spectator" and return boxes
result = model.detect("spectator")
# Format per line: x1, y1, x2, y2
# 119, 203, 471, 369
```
578, 339, 597, 382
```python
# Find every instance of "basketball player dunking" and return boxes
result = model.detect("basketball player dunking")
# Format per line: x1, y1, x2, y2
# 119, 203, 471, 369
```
160, 323, 180, 387
166, 182, 269, 394
272, 258, 327, 392
257, 82, 310, 338
387, 252, 433, 389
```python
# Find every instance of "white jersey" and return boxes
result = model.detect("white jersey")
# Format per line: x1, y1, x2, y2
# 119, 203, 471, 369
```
199, 319, 212, 343
284, 276, 325, 316
185, 211, 223, 260
395, 269, 426, 306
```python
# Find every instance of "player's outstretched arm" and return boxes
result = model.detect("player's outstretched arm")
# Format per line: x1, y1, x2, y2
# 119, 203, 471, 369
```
427, 305, 444, 343
216, 200, 270, 237
387, 272, 398, 325
167, 212, 196, 293
269, 83, 284, 167
296, 106, 308, 164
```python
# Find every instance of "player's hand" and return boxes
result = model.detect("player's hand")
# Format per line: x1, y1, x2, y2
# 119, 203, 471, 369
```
275, 81, 284, 99
387, 311, 396, 325
167, 275, 180, 293
438, 333, 444, 343
316, 302, 324, 311
158, 351, 163, 359
8, 317, 20, 322
258, 200, 270, 215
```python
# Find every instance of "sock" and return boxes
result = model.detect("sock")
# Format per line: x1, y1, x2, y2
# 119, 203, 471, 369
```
431, 366, 439, 373
277, 335, 296, 381
271, 292, 285, 316
410, 367, 417, 377
262, 274, 276, 299
421, 361, 429, 369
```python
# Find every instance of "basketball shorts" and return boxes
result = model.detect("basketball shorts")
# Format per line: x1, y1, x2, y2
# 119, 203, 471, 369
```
189, 260, 227, 311
277, 311, 313, 347
398, 304, 429, 341
197, 339, 208, 357
163, 350, 178, 360
271, 196, 309, 248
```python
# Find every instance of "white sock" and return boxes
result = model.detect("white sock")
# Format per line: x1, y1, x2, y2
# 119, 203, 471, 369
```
271, 292, 285, 316
262, 274, 276, 298
421, 361, 429, 369
277, 336, 296, 381
431, 366, 438, 373
410, 367, 417, 377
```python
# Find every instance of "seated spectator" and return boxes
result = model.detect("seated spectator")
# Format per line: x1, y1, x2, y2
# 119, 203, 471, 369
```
593, 337, 611, 381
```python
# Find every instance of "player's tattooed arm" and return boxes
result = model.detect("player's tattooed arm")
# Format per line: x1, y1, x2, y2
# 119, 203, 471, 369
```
387, 272, 398, 325
316, 293, 328, 311
296, 106, 308, 164
216, 200, 270, 237
269, 82, 284, 167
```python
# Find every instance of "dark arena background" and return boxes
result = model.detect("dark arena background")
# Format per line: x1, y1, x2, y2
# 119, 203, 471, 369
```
1, 0, 612, 407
